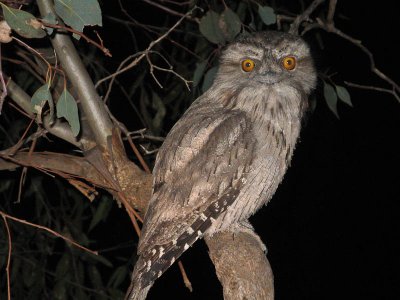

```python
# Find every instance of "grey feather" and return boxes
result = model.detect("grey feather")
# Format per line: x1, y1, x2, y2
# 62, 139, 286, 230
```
126, 30, 317, 299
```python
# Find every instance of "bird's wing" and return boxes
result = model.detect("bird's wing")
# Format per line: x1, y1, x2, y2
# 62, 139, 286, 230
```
131, 101, 257, 288
138, 102, 255, 252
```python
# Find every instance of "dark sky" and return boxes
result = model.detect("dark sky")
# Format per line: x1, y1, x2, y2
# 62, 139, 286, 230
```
100, 1, 399, 299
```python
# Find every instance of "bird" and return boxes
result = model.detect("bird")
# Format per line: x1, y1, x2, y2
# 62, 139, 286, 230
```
126, 30, 317, 299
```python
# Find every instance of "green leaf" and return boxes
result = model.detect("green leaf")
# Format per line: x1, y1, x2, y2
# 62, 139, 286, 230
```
335, 85, 353, 107
192, 61, 207, 87
85, 252, 113, 268
202, 66, 218, 93
54, 0, 102, 40
108, 289, 125, 299
31, 83, 54, 120
0, 3, 46, 38
23, 263, 37, 287
323, 82, 339, 118
53, 279, 67, 300
107, 266, 128, 288
88, 265, 103, 287
219, 8, 241, 41
199, 10, 225, 44
56, 89, 80, 136
42, 12, 58, 35
151, 92, 166, 135
89, 197, 112, 231
55, 253, 70, 278
258, 5, 277, 26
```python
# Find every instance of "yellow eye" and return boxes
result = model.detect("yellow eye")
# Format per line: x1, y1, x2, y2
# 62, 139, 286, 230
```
241, 59, 255, 72
282, 56, 296, 70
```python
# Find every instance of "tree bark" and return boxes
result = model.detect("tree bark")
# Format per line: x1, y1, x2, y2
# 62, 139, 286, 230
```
206, 231, 274, 300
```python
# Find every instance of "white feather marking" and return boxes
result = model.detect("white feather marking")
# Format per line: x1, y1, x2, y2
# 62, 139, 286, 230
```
184, 243, 189, 250
152, 249, 156, 255
186, 227, 194, 234
146, 260, 152, 272
159, 246, 164, 258
170, 257, 176, 265
200, 213, 207, 221
158, 271, 162, 278
197, 230, 202, 236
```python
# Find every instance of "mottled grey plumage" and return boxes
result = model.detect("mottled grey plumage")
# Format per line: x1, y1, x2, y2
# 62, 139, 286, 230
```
126, 31, 317, 299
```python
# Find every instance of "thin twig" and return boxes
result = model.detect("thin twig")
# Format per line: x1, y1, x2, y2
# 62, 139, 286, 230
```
294, 0, 399, 102
0, 43, 7, 114
104, 106, 152, 173
178, 260, 193, 292
95, 7, 197, 88
12, 37, 53, 82
344, 81, 400, 102
142, 0, 199, 22
40, 21, 112, 57
1, 214, 12, 300
289, 0, 325, 34
318, 20, 400, 94
326, 0, 337, 24
0, 211, 98, 256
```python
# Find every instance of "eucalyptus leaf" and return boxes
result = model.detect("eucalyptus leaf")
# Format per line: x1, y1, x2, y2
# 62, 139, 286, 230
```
23, 263, 37, 287
258, 5, 277, 25
219, 8, 241, 41
151, 92, 166, 135
86, 252, 113, 268
88, 265, 103, 287
54, 0, 102, 40
336, 85, 353, 107
108, 288, 126, 299
323, 82, 339, 118
56, 89, 80, 136
202, 66, 218, 93
0, 3, 46, 38
53, 279, 67, 300
107, 265, 128, 288
89, 197, 112, 231
42, 12, 58, 35
31, 83, 54, 121
199, 10, 225, 44
192, 61, 207, 87
55, 253, 70, 278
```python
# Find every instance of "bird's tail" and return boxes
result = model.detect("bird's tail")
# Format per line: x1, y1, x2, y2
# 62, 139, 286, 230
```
125, 279, 152, 300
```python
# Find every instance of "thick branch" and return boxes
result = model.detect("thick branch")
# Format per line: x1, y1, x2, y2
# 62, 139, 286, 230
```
0, 151, 109, 186
205, 230, 274, 300
0, 149, 151, 211
37, 0, 114, 148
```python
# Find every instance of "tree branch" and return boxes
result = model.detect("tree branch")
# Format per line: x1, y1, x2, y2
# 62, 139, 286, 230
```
205, 230, 274, 300
36, 0, 114, 148
289, 0, 325, 35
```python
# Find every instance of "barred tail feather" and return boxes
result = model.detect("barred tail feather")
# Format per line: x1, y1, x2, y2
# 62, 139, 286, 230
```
126, 187, 242, 299
125, 282, 151, 300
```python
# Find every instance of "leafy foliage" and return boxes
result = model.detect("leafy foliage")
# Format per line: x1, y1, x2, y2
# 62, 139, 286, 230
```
323, 81, 339, 118
258, 5, 277, 26
31, 83, 54, 119
56, 89, 80, 136
0, 3, 45, 38
54, 0, 102, 39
